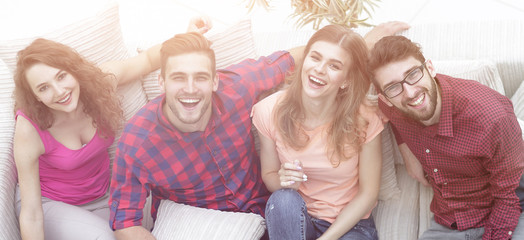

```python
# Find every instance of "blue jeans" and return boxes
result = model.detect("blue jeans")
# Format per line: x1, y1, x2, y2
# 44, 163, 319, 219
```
265, 189, 378, 240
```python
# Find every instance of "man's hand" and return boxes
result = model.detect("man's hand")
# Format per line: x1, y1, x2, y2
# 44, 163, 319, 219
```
398, 143, 430, 187
364, 21, 410, 49
187, 16, 212, 34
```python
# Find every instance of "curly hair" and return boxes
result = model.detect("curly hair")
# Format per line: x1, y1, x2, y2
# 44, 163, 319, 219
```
13, 38, 123, 136
274, 25, 371, 167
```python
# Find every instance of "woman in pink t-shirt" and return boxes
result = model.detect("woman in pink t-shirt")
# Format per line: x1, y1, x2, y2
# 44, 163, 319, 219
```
12, 19, 211, 240
252, 25, 384, 240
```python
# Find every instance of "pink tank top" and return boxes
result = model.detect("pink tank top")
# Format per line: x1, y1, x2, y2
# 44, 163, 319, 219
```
16, 110, 114, 205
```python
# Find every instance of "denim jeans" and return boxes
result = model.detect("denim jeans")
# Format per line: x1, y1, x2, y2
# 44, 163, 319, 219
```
265, 189, 378, 240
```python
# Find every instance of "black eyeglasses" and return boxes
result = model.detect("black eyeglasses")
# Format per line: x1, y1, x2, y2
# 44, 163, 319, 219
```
383, 61, 427, 98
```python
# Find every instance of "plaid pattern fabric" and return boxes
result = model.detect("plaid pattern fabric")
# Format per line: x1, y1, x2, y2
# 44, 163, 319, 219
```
381, 74, 524, 240
109, 51, 295, 230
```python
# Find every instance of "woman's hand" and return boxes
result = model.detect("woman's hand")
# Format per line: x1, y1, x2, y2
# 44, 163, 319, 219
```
279, 160, 307, 190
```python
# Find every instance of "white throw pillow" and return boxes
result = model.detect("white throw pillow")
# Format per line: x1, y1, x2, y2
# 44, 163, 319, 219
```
152, 200, 266, 240
433, 59, 505, 96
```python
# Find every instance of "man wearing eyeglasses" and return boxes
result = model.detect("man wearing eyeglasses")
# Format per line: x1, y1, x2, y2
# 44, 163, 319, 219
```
368, 35, 524, 240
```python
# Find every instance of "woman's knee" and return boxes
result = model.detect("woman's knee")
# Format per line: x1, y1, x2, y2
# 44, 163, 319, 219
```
266, 189, 304, 217
267, 189, 302, 208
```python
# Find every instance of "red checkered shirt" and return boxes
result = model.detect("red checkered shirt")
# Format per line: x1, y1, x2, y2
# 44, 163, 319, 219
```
380, 74, 524, 240
109, 51, 295, 230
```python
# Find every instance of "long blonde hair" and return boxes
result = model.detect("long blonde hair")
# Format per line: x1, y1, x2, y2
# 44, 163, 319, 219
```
13, 38, 122, 136
274, 25, 371, 166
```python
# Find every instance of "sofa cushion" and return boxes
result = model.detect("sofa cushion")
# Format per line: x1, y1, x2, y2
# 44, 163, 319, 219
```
378, 123, 402, 200
400, 20, 524, 99
433, 59, 505, 95
152, 200, 266, 240
372, 164, 421, 240
0, 59, 20, 240
511, 81, 524, 121
518, 118, 524, 140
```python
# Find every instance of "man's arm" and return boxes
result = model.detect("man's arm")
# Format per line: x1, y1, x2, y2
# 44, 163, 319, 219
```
398, 143, 430, 187
363, 21, 410, 49
483, 114, 524, 239
99, 16, 212, 88
109, 139, 152, 239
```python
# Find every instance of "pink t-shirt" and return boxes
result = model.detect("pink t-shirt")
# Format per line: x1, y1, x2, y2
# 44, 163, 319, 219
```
16, 110, 113, 205
252, 91, 384, 223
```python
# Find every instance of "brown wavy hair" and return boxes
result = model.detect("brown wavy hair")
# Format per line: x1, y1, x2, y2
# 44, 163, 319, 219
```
368, 35, 425, 91
274, 25, 371, 167
13, 38, 122, 136
160, 32, 216, 78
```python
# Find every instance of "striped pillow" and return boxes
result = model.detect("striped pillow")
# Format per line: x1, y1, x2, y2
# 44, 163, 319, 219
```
152, 200, 265, 240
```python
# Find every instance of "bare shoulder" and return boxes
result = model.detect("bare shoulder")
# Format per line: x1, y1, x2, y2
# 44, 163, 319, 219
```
14, 115, 45, 160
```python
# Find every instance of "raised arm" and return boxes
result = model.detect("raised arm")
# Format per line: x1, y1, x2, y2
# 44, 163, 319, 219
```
14, 116, 46, 240
287, 46, 305, 65
99, 16, 212, 88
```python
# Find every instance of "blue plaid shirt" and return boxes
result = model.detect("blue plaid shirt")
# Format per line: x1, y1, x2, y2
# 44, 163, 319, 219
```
109, 51, 295, 230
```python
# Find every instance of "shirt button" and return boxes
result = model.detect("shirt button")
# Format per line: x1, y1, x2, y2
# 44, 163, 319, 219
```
426, 149, 430, 153
444, 183, 447, 185
509, 231, 513, 235
433, 169, 438, 173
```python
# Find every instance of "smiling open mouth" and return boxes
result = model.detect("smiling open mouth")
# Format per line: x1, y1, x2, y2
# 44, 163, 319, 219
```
408, 93, 425, 107
309, 75, 326, 87
57, 92, 71, 104
178, 98, 200, 108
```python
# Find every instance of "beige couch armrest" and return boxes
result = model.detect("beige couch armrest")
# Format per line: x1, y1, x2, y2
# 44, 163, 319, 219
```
0, 61, 21, 240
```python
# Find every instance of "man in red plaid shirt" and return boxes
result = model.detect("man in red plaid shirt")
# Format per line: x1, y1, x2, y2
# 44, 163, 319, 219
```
368, 35, 524, 240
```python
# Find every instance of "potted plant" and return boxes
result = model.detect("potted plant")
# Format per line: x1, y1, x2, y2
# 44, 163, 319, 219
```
245, 0, 380, 29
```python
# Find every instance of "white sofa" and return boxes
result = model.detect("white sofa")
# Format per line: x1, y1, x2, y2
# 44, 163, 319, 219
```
0, 1, 523, 240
